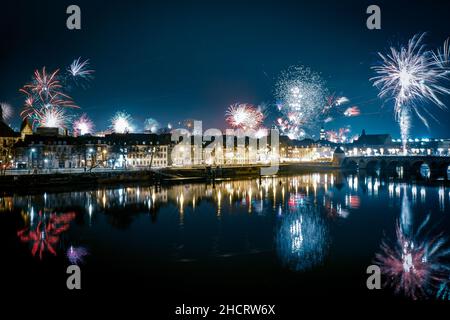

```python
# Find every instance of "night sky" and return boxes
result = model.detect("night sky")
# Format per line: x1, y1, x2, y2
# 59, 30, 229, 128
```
1, 0, 450, 138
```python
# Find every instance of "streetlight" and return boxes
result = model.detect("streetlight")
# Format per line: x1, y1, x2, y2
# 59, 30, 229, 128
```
29, 148, 36, 170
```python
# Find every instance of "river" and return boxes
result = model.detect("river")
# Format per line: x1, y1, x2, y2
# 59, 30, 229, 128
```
2, 173, 450, 305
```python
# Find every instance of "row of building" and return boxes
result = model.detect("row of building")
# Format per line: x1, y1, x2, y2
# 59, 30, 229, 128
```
2, 117, 450, 171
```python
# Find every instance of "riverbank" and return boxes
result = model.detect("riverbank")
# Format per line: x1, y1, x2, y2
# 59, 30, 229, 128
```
0, 162, 341, 191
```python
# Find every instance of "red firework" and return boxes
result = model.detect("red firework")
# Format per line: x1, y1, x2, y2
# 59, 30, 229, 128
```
344, 106, 360, 117
19, 67, 78, 123
375, 220, 450, 300
17, 211, 76, 260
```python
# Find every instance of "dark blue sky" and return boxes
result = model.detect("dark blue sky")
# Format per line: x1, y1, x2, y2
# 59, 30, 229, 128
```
1, 0, 450, 138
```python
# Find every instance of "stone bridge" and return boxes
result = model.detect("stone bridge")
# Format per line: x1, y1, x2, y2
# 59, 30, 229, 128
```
341, 155, 450, 179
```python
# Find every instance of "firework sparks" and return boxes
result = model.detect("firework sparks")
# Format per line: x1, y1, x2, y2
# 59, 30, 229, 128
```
374, 190, 450, 299
73, 113, 94, 136
144, 118, 160, 133
21, 67, 75, 106
37, 107, 68, 128
371, 33, 450, 150
68, 57, 94, 79
335, 96, 349, 106
275, 65, 329, 139
432, 38, 450, 69
225, 103, 264, 130
343, 106, 361, 117
67, 246, 89, 265
20, 67, 79, 128
17, 211, 76, 260
0, 102, 13, 121
326, 127, 350, 143
111, 111, 134, 133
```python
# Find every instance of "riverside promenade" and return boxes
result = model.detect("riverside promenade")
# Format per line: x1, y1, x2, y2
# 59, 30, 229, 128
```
0, 162, 340, 191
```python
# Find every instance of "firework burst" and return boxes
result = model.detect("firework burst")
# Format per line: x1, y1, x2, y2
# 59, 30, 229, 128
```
20, 67, 78, 128
432, 38, 450, 69
38, 107, 68, 128
111, 111, 134, 133
73, 113, 94, 136
67, 245, 89, 265
343, 106, 361, 117
374, 190, 450, 299
371, 33, 450, 150
275, 65, 329, 139
0, 102, 13, 121
225, 103, 264, 130
144, 118, 160, 133
68, 57, 94, 79
17, 211, 76, 260
326, 127, 350, 143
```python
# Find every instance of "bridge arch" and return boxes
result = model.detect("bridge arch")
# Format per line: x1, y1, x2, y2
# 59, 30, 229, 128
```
343, 159, 358, 170
438, 161, 450, 179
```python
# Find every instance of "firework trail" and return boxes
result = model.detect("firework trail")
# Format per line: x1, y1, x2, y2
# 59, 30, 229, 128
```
374, 189, 450, 300
73, 113, 94, 136
225, 103, 264, 130
67, 246, 89, 265
371, 33, 450, 151
275, 65, 329, 139
111, 111, 134, 133
144, 118, 160, 133
0, 102, 13, 121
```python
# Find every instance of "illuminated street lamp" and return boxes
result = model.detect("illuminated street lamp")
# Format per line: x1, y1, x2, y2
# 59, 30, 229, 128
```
29, 148, 36, 170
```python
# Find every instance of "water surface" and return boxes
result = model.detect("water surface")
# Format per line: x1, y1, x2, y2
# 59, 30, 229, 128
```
2, 173, 450, 303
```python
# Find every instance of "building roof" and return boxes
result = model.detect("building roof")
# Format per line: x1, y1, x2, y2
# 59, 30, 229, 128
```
353, 129, 392, 146
20, 117, 33, 132
334, 146, 345, 154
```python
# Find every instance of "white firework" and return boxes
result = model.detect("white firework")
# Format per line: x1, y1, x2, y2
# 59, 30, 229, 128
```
275, 65, 328, 139
371, 33, 450, 149
0, 102, 13, 121
111, 111, 134, 133
68, 57, 94, 79
144, 118, 160, 133
38, 107, 68, 128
